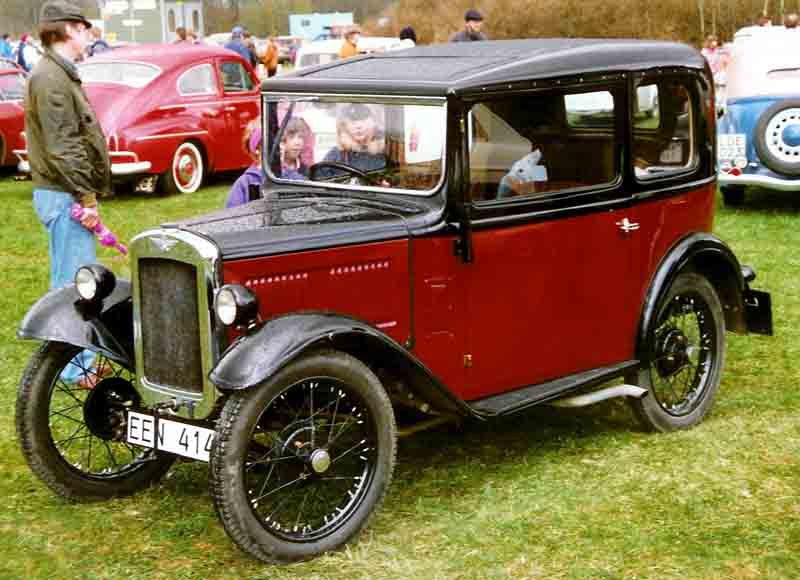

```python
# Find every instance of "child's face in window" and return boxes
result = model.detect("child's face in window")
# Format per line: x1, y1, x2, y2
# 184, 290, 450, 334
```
283, 131, 305, 161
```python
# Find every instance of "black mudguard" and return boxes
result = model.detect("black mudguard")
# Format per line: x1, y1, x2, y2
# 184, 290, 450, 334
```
210, 312, 470, 416
17, 281, 134, 366
636, 232, 758, 362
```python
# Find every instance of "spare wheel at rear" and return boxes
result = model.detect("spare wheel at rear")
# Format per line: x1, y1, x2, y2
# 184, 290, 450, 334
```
754, 99, 800, 176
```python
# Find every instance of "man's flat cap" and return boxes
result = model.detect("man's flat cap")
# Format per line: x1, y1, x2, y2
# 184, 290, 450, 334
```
40, 0, 92, 28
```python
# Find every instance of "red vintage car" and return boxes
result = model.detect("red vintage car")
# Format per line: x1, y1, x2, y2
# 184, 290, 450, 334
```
18, 43, 261, 194
0, 66, 26, 167
17, 40, 773, 563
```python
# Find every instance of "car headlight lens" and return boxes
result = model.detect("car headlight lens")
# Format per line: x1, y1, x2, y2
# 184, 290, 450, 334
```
214, 284, 259, 327
75, 264, 116, 301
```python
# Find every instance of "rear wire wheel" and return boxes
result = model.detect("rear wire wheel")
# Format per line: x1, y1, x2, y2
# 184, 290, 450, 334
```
210, 350, 397, 563
16, 342, 175, 501
631, 273, 725, 432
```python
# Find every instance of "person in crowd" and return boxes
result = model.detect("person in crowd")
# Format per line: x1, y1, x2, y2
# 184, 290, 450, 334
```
338, 25, 361, 59
398, 26, 417, 47
450, 9, 488, 42
186, 29, 199, 44
757, 15, 772, 26
26, 0, 111, 386
174, 26, 188, 43
262, 36, 279, 77
0, 34, 13, 59
701, 34, 722, 73
242, 29, 259, 68
784, 13, 799, 28
319, 103, 386, 177
226, 120, 265, 208
86, 27, 110, 56
17, 33, 41, 71
224, 26, 251, 62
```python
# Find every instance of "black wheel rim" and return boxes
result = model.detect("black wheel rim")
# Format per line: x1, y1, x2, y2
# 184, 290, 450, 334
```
244, 377, 378, 542
650, 291, 716, 416
48, 350, 158, 478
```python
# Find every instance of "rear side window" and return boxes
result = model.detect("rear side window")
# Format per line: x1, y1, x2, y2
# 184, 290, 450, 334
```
633, 80, 695, 179
468, 89, 618, 202
218, 61, 254, 93
177, 64, 216, 96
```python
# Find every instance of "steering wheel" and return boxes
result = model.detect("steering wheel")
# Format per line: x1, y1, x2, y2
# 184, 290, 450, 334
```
308, 161, 381, 186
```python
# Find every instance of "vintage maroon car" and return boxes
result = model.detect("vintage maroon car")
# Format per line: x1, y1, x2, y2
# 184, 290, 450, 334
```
17, 40, 772, 563
0, 66, 26, 167
18, 43, 260, 194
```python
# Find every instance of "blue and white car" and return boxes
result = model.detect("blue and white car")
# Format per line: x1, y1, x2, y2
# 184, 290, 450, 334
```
717, 26, 800, 204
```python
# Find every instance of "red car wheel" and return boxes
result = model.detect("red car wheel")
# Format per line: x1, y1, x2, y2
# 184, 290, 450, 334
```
161, 141, 205, 195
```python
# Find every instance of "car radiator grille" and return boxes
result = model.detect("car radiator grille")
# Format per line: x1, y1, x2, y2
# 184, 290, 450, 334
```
138, 258, 204, 393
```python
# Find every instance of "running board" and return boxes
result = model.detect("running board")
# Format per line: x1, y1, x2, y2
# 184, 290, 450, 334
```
467, 360, 639, 417
549, 384, 646, 407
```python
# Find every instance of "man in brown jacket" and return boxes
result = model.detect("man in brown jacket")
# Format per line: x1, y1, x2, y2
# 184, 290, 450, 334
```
26, 0, 112, 386
26, 0, 111, 290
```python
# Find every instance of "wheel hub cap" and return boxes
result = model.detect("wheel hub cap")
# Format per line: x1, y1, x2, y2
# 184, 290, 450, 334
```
655, 328, 690, 376
83, 377, 139, 441
310, 449, 331, 474
177, 155, 195, 184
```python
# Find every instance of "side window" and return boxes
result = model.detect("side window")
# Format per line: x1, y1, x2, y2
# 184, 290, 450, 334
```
632, 80, 695, 179
218, 61, 254, 93
177, 64, 216, 96
468, 90, 618, 202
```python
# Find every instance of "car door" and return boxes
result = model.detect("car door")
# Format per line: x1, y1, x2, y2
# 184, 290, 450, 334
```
214, 57, 260, 171
461, 86, 642, 401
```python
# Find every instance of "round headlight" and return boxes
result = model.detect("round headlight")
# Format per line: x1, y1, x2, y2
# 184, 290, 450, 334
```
75, 264, 116, 301
215, 287, 238, 326
215, 284, 259, 327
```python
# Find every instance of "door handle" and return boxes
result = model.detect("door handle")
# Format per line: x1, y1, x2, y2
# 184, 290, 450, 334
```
616, 217, 640, 233
224, 106, 237, 112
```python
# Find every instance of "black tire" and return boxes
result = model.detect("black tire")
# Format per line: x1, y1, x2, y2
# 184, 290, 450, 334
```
210, 350, 397, 563
753, 99, 800, 176
631, 273, 725, 432
16, 342, 175, 501
720, 185, 745, 206
160, 141, 205, 195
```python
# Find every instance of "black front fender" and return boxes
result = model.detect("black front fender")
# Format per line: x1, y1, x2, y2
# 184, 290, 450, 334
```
17, 281, 134, 366
210, 312, 471, 416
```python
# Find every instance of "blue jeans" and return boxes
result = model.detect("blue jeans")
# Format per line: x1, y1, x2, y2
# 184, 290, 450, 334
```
33, 189, 97, 383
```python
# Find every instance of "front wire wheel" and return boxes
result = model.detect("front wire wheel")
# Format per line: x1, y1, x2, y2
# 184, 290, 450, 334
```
210, 350, 397, 563
16, 342, 175, 501
631, 273, 726, 432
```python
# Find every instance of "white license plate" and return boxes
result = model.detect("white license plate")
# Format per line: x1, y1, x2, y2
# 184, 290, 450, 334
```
126, 411, 215, 462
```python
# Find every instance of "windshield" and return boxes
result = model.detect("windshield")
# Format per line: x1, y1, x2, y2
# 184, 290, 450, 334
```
79, 62, 161, 88
0, 73, 25, 101
265, 96, 446, 195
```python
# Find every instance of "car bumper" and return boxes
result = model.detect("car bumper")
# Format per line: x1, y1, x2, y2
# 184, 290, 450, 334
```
719, 172, 800, 191
14, 150, 151, 177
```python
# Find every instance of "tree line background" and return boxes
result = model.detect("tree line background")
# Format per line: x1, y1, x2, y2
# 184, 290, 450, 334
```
2, 0, 800, 46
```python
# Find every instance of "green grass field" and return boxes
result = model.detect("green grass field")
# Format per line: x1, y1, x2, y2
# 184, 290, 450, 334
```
0, 173, 797, 579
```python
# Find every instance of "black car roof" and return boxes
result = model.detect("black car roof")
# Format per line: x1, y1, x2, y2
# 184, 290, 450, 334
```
264, 38, 707, 98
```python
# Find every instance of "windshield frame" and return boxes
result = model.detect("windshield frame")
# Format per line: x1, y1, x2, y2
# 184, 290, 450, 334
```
262, 92, 448, 197
78, 60, 162, 88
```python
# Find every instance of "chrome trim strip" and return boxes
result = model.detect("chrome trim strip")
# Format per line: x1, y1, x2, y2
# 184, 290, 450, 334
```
718, 172, 800, 191
157, 98, 256, 111
131, 228, 224, 420
134, 130, 209, 142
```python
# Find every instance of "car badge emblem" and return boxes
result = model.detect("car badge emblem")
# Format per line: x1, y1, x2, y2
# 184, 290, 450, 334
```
151, 236, 178, 253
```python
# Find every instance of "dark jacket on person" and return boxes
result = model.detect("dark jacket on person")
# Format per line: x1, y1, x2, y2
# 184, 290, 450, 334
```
449, 30, 488, 42
25, 49, 111, 208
